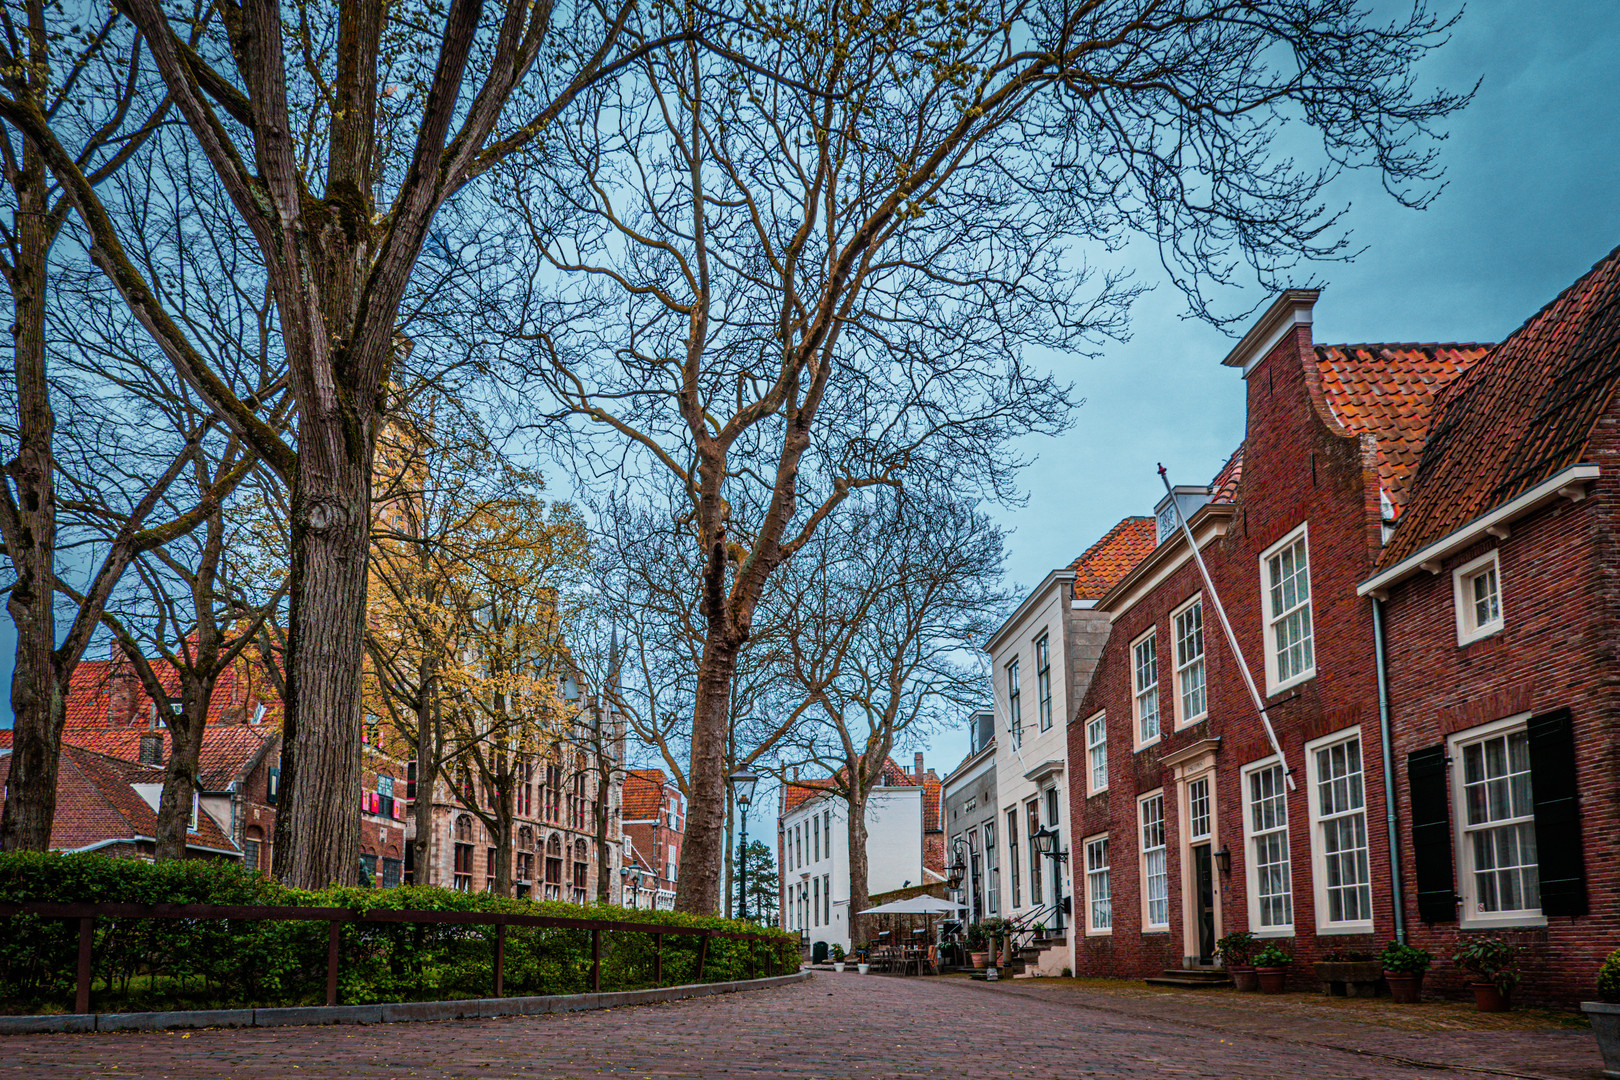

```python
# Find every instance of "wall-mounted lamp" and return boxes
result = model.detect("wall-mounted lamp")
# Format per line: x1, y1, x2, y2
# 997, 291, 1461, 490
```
1214, 845, 1232, 875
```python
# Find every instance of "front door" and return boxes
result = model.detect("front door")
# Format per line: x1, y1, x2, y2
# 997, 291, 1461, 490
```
1192, 843, 1216, 965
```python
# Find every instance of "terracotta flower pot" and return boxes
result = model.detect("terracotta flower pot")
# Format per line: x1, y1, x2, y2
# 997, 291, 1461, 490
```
1256, 966, 1288, 994
970, 951, 989, 969
1385, 970, 1423, 1004
1472, 982, 1511, 1012
1229, 965, 1259, 992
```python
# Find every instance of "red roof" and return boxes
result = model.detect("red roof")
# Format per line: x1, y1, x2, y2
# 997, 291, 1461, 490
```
1069, 517, 1157, 600
0, 745, 239, 854
1383, 244, 1620, 566
780, 756, 927, 817
623, 768, 670, 820
1, 724, 276, 791
1312, 343, 1491, 519
1209, 445, 1244, 504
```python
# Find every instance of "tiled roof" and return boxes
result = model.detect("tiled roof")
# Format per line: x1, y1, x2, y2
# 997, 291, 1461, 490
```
622, 769, 669, 820
1069, 517, 1157, 600
921, 771, 941, 833
3, 725, 277, 790
0, 745, 240, 854
1312, 343, 1491, 518
779, 756, 922, 817
1209, 445, 1244, 503
1383, 244, 1620, 566
781, 778, 835, 815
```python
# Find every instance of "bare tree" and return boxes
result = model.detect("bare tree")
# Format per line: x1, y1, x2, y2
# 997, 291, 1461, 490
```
0, 0, 694, 884
777, 491, 1005, 935
495, 0, 1468, 911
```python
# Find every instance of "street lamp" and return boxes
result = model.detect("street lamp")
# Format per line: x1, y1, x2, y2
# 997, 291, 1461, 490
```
729, 768, 760, 922
1032, 826, 1070, 934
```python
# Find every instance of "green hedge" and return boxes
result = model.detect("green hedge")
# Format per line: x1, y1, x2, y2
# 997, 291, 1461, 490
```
0, 852, 795, 1014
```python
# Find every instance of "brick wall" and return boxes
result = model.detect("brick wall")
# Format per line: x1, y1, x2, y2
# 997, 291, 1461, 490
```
1069, 322, 1396, 985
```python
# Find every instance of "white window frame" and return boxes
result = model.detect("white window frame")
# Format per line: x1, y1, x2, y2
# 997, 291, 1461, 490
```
1035, 633, 1054, 732
1171, 594, 1207, 727
1085, 710, 1108, 795
1304, 729, 1374, 935
1131, 628, 1161, 750
1453, 549, 1505, 646
1138, 790, 1169, 931
1260, 524, 1316, 694
1449, 712, 1546, 929
1240, 756, 1294, 936
1084, 833, 1112, 935
1006, 658, 1023, 750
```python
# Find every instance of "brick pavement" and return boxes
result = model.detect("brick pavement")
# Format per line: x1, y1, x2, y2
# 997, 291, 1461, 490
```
0, 974, 1602, 1080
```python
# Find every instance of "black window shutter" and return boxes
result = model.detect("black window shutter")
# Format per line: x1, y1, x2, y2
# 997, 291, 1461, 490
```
1408, 745, 1457, 923
1527, 707, 1588, 917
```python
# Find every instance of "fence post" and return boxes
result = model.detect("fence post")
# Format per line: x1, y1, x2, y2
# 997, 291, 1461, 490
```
494, 922, 506, 998
695, 931, 708, 983
591, 927, 602, 993
75, 916, 93, 1014
325, 920, 341, 1006
653, 932, 663, 987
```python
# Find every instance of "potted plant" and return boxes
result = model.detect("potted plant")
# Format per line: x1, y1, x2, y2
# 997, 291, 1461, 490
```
831, 944, 847, 973
966, 921, 990, 968
1581, 946, 1620, 1077
1379, 940, 1433, 1004
1217, 931, 1260, 992
1453, 938, 1520, 1012
1252, 944, 1293, 994
854, 947, 871, 975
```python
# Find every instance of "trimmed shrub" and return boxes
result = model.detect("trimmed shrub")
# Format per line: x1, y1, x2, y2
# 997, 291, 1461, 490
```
0, 852, 794, 1014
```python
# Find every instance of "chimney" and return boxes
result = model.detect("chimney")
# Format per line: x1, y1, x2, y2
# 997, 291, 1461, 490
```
914, 752, 924, 779
139, 733, 164, 766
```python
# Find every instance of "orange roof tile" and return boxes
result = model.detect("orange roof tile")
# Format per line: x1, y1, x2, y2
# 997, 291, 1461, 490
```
1312, 343, 1491, 518
623, 769, 670, 820
1383, 244, 1620, 566
9, 725, 277, 790
1209, 445, 1244, 504
1069, 517, 1157, 600
779, 756, 924, 817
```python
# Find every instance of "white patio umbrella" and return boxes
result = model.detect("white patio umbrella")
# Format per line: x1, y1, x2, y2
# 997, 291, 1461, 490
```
858, 895, 959, 915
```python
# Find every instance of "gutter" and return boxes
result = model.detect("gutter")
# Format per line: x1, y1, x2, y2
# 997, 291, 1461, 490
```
61, 837, 243, 858
1359, 464, 1599, 597
1371, 598, 1406, 945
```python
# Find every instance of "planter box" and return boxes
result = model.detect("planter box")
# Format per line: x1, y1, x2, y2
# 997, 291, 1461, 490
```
1582, 1002, 1620, 1079
1312, 961, 1385, 998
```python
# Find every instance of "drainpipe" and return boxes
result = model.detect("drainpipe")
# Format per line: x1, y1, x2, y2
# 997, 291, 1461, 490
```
1371, 596, 1407, 945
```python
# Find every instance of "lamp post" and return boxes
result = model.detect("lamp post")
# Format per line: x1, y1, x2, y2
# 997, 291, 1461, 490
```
1032, 825, 1069, 934
729, 768, 759, 921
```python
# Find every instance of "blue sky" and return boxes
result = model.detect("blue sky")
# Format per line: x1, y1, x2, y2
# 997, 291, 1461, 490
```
917, 0, 1620, 775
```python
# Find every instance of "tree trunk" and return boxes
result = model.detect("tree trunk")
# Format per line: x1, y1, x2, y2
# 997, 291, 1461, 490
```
0, 132, 63, 854
410, 679, 438, 886
154, 676, 211, 861
593, 750, 613, 904
493, 762, 514, 896
847, 784, 871, 947
272, 442, 372, 888
673, 633, 739, 914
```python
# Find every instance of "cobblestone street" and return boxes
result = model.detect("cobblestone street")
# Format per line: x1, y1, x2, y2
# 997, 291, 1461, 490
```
0, 974, 1603, 1080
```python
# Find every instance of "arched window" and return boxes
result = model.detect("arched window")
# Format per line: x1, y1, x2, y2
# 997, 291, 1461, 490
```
571, 839, 589, 903
453, 815, 474, 891
544, 833, 564, 900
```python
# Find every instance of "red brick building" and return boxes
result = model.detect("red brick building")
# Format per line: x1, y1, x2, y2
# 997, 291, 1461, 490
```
1359, 243, 1620, 1004
1067, 289, 1488, 982
621, 768, 684, 910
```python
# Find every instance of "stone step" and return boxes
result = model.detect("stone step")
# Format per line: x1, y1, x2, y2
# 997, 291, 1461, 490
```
1145, 968, 1231, 990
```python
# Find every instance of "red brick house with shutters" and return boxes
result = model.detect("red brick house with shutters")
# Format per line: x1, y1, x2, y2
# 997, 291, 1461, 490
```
1358, 243, 1620, 1005
1066, 289, 1487, 985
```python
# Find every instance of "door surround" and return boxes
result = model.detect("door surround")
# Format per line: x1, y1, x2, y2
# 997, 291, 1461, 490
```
1163, 738, 1223, 967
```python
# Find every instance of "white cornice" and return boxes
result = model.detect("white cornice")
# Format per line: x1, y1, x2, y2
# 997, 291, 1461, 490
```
942, 744, 996, 790
1358, 464, 1600, 598
1222, 290, 1319, 375
985, 570, 1075, 653
1100, 506, 1234, 619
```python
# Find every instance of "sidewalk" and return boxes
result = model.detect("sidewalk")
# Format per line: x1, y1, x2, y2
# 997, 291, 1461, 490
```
959, 975, 1603, 1080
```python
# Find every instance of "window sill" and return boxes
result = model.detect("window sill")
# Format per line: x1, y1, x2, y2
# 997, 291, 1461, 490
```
1134, 739, 1161, 754
1253, 927, 1294, 939
1459, 913, 1547, 931
1315, 923, 1375, 937
1085, 928, 1113, 938
1175, 715, 1209, 730
1141, 928, 1171, 935
1266, 670, 1316, 698
1456, 623, 1504, 648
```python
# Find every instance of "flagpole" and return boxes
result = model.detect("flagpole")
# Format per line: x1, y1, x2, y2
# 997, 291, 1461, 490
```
1158, 465, 1295, 791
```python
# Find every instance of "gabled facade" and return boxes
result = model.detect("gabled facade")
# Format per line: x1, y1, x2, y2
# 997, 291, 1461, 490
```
1360, 243, 1620, 1004
621, 768, 684, 910
776, 754, 943, 952
1067, 290, 1488, 980
985, 515, 1154, 968
942, 711, 999, 924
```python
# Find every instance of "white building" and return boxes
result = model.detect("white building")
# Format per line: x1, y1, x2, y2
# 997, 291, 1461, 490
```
985, 518, 1155, 973
776, 755, 943, 953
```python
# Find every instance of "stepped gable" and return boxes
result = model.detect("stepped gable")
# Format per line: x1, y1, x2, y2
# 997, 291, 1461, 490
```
1311, 342, 1491, 519
1069, 516, 1156, 600
1382, 243, 1620, 566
